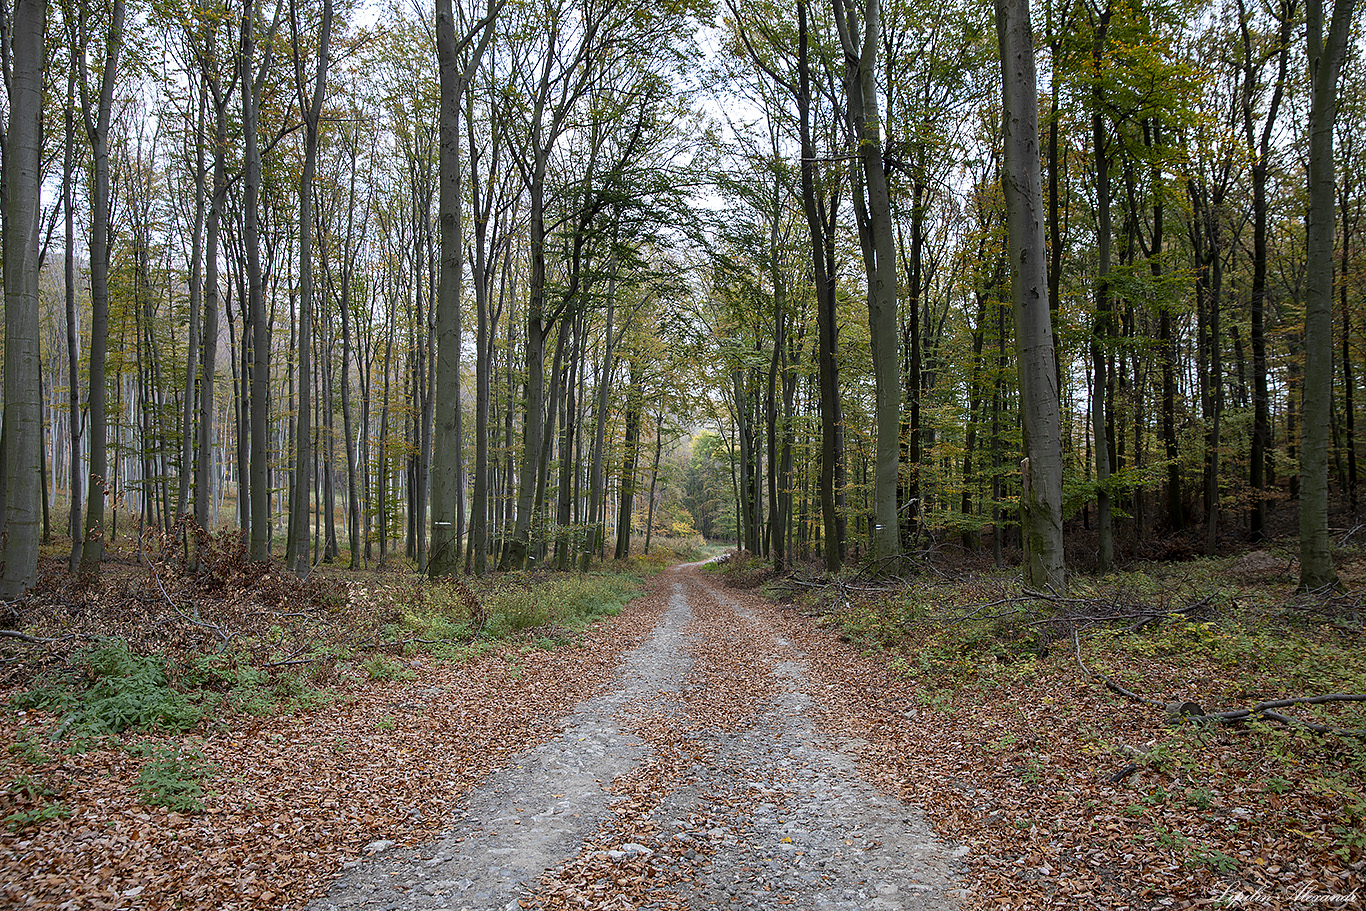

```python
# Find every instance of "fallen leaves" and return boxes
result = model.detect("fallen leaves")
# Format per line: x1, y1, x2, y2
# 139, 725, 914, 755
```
744, 590, 1365, 911
0, 574, 672, 911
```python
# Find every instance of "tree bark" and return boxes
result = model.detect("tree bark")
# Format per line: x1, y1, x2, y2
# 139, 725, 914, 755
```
1300, 0, 1353, 591
62, 64, 83, 572
798, 0, 846, 573
832, 0, 898, 567
0, 0, 45, 598
75, 0, 124, 577
1089, 4, 1114, 573
286, 0, 332, 575
996, 0, 1065, 590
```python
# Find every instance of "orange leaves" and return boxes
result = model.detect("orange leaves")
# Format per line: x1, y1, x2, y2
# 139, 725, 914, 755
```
1, 576, 674, 911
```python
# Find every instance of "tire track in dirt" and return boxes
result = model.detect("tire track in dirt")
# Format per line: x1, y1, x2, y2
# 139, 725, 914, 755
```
310, 564, 961, 911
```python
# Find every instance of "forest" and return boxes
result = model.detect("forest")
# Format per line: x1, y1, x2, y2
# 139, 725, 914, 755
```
0, 0, 1358, 594
1, 0, 1365, 908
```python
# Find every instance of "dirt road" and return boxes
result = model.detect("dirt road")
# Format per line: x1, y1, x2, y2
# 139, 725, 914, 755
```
311, 563, 962, 911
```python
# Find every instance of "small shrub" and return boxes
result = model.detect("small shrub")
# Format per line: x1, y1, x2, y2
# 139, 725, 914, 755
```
362, 655, 415, 681
8, 735, 54, 766
134, 746, 212, 813
17, 640, 203, 737
4, 802, 71, 831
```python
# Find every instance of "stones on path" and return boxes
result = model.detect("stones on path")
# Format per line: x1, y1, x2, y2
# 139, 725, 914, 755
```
309, 565, 960, 911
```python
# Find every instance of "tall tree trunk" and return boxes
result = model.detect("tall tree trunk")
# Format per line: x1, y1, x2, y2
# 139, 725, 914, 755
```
1343, 187, 1359, 515
833, 0, 899, 567
1239, 0, 1294, 542
643, 405, 665, 556
286, 0, 332, 575
195, 57, 229, 560
243, 0, 281, 562
76, 0, 124, 576
467, 97, 500, 576
503, 179, 549, 571
1300, 0, 1353, 591
62, 65, 83, 572
798, 0, 845, 573
431, 0, 466, 576
0, 0, 45, 598
180, 77, 207, 545
996, 0, 1065, 590
614, 360, 644, 560
1090, 4, 1114, 573
581, 254, 618, 571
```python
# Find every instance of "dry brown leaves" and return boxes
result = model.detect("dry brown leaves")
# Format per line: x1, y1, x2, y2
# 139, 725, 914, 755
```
0, 573, 670, 911
525, 572, 779, 911
743, 594, 1364, 911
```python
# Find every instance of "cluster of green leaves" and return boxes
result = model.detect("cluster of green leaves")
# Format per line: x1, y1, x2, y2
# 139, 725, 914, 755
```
132, 744, 213, 813
182, 653, 332, 717
16, 640, 204, 738
3, 774, 71, 832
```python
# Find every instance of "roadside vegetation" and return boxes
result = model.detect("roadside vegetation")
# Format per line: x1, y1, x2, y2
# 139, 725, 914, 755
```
712, 545, 1366, 908
0, 532, 714, 844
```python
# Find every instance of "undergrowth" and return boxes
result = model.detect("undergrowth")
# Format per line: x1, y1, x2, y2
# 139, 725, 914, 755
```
133, 744, 214, 813
6, 562, 650, 751
756, 552, 1366, 868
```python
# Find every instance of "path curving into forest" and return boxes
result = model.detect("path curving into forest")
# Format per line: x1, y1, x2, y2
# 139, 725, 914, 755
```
310, 563, 963, 911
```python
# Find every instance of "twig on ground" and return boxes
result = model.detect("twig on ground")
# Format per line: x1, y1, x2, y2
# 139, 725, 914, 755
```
0, 630, 62, 644
1072, 630, 1165, 708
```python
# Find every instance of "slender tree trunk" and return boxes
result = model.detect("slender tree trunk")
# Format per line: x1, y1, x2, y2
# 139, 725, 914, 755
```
1239, 0, 1294, 542
76, 0, 124, 576
1343, 194, 1358, 515
643, 405, 665, 556
286, 0, 332, 575
1090, 6, 1114, 573
62, 66, 84, 572
996, 0, 1065, 590
581, 259, 618, 571
614, 361, 644, 561
179, 79, 207, 547
195, 69, 228, 558
0, 0, 45, 598
798, 0, 845, 573
243, 0, 279, 562
504, 178, 548, 571
1300, 0, 1353, 590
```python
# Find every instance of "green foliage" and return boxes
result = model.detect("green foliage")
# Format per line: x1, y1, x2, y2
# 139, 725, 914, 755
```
16, 640, 203, 738
1151, 824, 1239, 873
487, 572, 639, 635
134, 745, 212, 813
4, 770, 71, 832
183, 654, 332, 717
362, 655, 415, 681
679, 431, 737, 542
8, 735, 54, 765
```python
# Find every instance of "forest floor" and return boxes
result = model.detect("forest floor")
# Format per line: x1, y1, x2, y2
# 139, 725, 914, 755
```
0, 537, 1363, 910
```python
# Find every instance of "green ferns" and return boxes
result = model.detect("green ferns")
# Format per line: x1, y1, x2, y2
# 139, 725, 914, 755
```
17, 640, 203, 737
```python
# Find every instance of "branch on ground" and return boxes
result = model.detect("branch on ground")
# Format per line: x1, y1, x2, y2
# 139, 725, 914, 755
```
1072, 631, 1366, 738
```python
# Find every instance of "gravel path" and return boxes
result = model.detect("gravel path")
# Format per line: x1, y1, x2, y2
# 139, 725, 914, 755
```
310, 564, 962, 911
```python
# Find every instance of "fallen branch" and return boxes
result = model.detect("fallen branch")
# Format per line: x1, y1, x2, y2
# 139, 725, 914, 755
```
0, 630, 63, 644
1074, 630, 1366, 737
1072, 630, 1165, 708
1197, 694, 1366, 737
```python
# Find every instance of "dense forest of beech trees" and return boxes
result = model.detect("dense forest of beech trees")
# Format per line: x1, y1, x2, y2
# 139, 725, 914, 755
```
0, 0, 1359, 596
